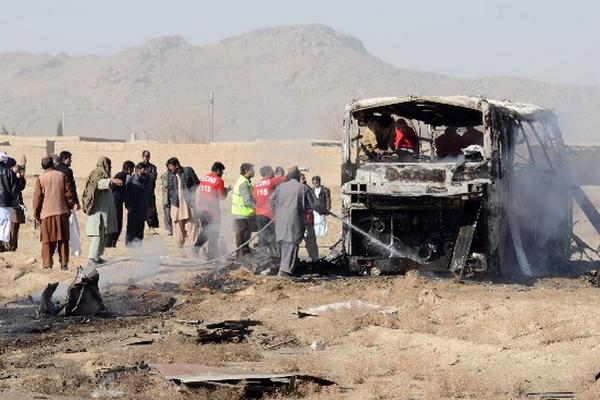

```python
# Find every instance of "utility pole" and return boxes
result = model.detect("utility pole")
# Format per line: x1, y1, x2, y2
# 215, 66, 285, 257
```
208, 90, 214, 142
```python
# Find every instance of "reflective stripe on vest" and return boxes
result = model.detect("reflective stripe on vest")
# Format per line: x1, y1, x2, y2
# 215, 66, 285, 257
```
231, 175, 255, 217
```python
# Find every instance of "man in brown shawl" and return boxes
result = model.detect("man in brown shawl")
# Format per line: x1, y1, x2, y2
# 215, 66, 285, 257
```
81, 157, 123, 264
33, 156, 75, 270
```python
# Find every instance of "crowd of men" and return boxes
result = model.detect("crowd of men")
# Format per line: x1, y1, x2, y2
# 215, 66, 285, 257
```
24, 150, 332, 276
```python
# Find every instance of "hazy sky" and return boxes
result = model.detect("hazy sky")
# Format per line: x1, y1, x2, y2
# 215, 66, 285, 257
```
1, 0, 598, 86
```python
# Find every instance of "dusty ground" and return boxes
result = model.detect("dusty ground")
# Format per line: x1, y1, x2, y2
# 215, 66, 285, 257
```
2, 186, 600, 399
3, 264, 600, 400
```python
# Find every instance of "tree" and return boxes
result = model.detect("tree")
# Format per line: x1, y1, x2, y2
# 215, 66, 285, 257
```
146, 109, 208, 143
0, 124, 15, 136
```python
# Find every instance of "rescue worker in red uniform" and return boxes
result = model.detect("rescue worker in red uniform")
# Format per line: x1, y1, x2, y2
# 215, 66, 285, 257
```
394, 118, 419, 154
253, 165, 286, 257
194, 162, 227, 259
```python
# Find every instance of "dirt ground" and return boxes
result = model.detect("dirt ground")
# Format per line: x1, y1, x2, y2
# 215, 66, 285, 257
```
2, 185, 600, 399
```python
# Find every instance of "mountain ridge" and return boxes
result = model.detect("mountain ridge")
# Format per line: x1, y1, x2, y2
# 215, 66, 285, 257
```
0, 24, 598, 141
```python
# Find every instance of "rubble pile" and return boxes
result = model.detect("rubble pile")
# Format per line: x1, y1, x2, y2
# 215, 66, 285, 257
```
174, 319, 262, 343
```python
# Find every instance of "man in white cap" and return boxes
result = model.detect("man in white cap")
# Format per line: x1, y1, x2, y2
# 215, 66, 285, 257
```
0, 152, 18, 250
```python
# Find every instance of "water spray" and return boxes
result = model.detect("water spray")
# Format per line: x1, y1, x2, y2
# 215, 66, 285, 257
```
327, 211, 405, 258
93, 219, 277, 269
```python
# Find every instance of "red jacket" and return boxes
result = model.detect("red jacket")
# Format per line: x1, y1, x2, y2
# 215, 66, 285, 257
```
304, 210, 314, 227
253, 176, 286, 219
197, 172, 225, 216
394, 126, 418, 151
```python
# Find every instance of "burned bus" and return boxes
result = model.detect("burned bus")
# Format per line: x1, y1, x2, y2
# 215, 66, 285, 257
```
340, 96, 572, 277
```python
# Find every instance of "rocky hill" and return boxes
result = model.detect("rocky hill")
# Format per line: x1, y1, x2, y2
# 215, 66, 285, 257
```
0, 24, 598, 142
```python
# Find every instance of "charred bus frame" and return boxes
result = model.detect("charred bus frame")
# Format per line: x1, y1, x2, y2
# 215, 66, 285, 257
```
340, 96, 572, 277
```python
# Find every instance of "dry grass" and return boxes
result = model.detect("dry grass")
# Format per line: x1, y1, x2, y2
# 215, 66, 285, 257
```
265, 382, 344, 400
571, 361, 600, 400
427, 367, 498, 399
539, 321, 593, 345
577, 383, 600, 400
17, 366, 93, 397
344, 356, 396, 386
350, 313, 400, 332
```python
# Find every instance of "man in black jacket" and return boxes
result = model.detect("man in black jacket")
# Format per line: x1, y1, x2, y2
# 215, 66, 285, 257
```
125, 162, 150, 246
55, 151, 80, 210
6, 157, 26, 251
0, 152, 17, 251
105, 160, 135, 247
141, 150, 159, 234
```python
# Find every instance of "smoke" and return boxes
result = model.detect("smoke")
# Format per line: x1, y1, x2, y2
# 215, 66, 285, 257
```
96, 235, 166, 289
30, 236, 168, 304
504, 120, 574, 277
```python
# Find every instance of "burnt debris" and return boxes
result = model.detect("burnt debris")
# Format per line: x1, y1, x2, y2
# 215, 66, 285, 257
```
150, 363, 335, 398
174, 319, 262, 343
39, 268, 106, 317
192, 262, 255, 293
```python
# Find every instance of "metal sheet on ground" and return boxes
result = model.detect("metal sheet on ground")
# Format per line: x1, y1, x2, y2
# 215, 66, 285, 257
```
150, 363, 335, 385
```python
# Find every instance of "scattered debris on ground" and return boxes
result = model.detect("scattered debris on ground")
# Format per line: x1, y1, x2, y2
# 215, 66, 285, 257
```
193, 267, 255, 293
38, 282, 60, 316
95, 362, 151, 386
257, 332, 300, 350
173, 319, 202, 336
151, 282, 180, 292
4, 248, 600, 398
174, 319, 261, 343
103, 288, 176, 316
121, 333, 159, 346
310, 340, 327, 351
296, 300, 398, 318
90, 387, 125, 399
150, 363, 336, 398
526, 391, 575, 399
584, 270, 600, 286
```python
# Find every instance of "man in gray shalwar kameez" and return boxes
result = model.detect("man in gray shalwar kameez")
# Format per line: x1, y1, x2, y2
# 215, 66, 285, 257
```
270, 167, 326, 276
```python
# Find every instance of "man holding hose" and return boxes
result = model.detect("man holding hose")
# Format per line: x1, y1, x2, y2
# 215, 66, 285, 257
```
270, 167, 328, 276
